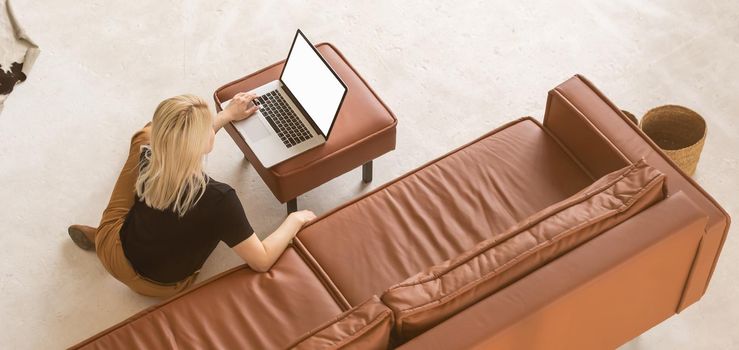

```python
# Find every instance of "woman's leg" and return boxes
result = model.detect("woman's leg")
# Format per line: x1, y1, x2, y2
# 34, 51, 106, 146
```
68, 124, 151, 251
96, 125, 151, 235
77, 124, 195, 298
93, 125, 150, 281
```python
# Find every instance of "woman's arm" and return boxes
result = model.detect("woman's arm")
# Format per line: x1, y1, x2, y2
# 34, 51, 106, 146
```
213, 92, 260, 132
232, 210, 316, 272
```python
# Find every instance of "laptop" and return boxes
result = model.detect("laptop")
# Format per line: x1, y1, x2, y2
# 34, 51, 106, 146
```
222, 29, 348, 168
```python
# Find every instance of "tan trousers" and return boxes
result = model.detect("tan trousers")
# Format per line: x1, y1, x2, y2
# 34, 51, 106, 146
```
95, 125, 197, 298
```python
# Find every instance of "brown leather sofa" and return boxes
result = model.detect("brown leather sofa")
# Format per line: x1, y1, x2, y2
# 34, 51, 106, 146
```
71, 75, 730, 349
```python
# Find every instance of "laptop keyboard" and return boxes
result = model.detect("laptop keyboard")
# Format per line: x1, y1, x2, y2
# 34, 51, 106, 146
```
254, 91, 313, 148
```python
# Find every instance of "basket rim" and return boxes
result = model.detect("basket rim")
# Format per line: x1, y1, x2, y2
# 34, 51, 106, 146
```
641, 104, 706, 130
639, 104, 707, 151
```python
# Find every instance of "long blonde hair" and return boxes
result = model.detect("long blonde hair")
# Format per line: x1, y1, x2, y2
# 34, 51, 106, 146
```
136, 94, 212, 217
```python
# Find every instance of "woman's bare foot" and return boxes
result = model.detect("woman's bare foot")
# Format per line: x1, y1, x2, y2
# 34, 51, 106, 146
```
68, 225, 97, 251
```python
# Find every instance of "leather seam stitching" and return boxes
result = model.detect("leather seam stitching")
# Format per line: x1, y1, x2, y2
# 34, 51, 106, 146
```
676, 236, 705, 312
293, 238, 352, 310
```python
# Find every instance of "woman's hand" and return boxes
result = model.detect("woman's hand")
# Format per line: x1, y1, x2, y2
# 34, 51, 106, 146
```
213, 92, 260, 132
225, 92, 260, 122
288, 210, 317, 227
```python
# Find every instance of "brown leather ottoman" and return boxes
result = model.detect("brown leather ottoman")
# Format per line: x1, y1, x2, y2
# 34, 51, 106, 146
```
214, 43, 397, 213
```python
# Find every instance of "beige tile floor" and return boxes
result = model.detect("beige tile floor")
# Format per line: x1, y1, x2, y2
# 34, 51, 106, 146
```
1, 0, 737, 348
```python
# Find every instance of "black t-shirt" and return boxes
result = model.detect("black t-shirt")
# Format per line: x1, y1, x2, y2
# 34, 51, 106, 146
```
120, 177, 253, 284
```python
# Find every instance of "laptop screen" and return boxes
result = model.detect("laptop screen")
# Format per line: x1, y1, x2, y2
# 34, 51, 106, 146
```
280, 30, 347, 138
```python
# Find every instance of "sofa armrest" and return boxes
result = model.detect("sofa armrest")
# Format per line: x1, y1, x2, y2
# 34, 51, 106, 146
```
398, 192, 708, 350
543, 80, 632, 180
542, 74, 730, 309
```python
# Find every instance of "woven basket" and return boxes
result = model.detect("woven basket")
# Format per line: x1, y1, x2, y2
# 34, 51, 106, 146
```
640, 105, 706, 176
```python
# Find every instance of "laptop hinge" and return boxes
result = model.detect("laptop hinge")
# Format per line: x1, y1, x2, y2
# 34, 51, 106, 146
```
279, 82, 325, 138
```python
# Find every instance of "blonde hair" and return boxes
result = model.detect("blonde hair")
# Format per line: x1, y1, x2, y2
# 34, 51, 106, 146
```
136, 94, 212, 217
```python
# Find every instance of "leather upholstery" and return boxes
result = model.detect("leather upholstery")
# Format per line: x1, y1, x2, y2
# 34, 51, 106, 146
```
382, 160, 666, 342
285, 296, 394, 350
544, 75, 730, 310
399, 75, 730, 349
72, 248, 344, 350
72, 75, 729, 349
297, 117, 592, 306
214, 43, 397, 202
398, 192, 708, 350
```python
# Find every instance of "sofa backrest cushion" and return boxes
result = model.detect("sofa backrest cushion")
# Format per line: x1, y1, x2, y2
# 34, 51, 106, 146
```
285, 296, 394, 350
381, 159, 666, 342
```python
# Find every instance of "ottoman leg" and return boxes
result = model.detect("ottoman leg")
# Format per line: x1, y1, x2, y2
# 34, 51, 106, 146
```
287, 198, 298, 214
362, 161, 373, 183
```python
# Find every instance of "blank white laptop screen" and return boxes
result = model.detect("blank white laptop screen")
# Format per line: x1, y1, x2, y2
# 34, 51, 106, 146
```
281, 33, 346, 137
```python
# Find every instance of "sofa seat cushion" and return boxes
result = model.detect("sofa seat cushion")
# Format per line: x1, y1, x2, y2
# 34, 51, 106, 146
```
72, 248, 344, 350
381, 160, 666, 342
286, 296, 394, 350
297, 118, 593, 306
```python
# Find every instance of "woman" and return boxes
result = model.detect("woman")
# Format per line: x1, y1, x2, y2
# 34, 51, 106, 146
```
67, 93, 316, 297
